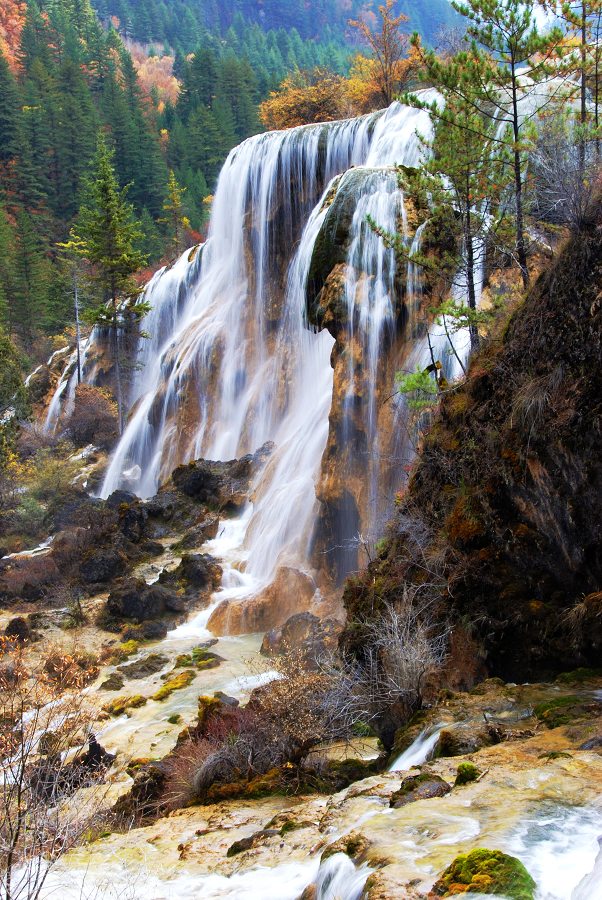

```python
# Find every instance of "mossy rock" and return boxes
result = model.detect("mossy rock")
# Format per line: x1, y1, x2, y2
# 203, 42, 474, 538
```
390, 772, 451, 808
175, 647, 223, 670
432, 848, 536, 899
555, 667, 602, 685
533, 695, 581, 728
104, 640, 139, 665
98, 672, 125, 692
321, 832, 370, 863
102, 694, 147, 717
197, 695, 223, 730
455, 762, 480, 786
167, 713, 181, 725
152, 669, 195, 701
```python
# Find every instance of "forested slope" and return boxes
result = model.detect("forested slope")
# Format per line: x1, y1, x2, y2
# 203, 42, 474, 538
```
91, 0, 459, 49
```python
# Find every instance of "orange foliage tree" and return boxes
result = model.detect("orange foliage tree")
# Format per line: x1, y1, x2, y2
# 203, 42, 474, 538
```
349, 0, 415, 106
0, 0, 26, 72
259, 67, 349, 130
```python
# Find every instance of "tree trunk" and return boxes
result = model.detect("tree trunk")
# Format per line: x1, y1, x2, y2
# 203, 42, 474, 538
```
74, 273, 81, 385
111, 287, 123, 435
510, 60, 529, 289
464, 209, 479, 352
580, 2, 588, 171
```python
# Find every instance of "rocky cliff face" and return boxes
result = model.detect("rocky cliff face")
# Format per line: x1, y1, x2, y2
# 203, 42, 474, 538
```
306, 167, 427, 583
342, 214, 602, 682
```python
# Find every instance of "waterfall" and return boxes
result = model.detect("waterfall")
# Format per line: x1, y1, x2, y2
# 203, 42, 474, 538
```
388, 724, 444, 771
47, 97, 449, 592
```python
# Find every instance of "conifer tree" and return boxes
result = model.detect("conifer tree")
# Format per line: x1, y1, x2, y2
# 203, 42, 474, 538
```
413, 0, 565, 288
68, 135, 147, 432
159, 171, 190, 255
0, 51, 21, 168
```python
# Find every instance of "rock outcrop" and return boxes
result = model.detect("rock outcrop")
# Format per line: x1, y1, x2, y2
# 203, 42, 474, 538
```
342, 212, 602, 681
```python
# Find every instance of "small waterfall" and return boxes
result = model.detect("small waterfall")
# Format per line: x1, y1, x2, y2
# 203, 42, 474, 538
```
388, 724, 443, 771
315, 853, 372, 900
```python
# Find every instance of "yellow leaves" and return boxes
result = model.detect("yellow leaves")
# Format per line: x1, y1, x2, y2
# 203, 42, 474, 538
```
259, 67, 348, 130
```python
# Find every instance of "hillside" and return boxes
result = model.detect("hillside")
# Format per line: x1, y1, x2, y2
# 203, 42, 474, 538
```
92, 0, 460, 49
342, 215, 602, 683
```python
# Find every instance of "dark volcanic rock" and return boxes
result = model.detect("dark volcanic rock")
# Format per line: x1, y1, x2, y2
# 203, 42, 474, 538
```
4, 616, 32, 642
118, 653, 169, 679
176, 516, 220, 549
161, 553, 222, 593
106, 578, 182, 622
80, 549, 128, 584
170, 442, 273, 510
98, 672, 125, 691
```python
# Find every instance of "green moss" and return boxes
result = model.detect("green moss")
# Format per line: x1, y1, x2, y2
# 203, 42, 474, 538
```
175, 648, 222, 670
152, 670, 196, 701
533, 695, 581, 728
167, 713, 182, 725
102, 694, 147, 717
433, 848, 536, 899
175, 653, 193, 667
455, 762, 480, 786
351, 720, 375, 737
105, 640, 139, 665
556, 668, 602, 685
537, 750, 573, 761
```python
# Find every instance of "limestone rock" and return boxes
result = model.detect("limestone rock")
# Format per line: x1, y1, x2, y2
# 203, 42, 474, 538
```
207, 566, 316, 635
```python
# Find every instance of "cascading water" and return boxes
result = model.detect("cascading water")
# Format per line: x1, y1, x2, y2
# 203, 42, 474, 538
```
47, 96, 473, 598
55, 100, 431, 591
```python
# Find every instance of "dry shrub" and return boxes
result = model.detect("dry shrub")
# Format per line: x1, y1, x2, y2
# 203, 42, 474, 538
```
65, 384, 118, 450
511, 365, 565, 435
16, 422, 62, 461
0, 637, 110, 900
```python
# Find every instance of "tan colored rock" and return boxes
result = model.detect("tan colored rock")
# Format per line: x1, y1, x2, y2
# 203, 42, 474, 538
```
207, 566, 317, 635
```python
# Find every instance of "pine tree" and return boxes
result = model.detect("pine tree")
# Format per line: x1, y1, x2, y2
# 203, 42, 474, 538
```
159, 170, 190, 255
444, 0, 565, 288
68, 135, 147, 432
0, 51, 21, 167
12, 210, 51, 343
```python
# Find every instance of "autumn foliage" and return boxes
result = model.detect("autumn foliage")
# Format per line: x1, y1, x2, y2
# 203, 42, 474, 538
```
0, 0, 26, 72
259, 67, 349, 129
259, 0, 420, 129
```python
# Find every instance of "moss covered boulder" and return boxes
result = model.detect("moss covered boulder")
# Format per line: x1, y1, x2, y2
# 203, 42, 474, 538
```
390, 772, 451, 808
432, 848, 536, 898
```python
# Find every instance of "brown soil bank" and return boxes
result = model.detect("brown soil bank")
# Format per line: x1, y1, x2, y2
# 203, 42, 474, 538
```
342, 215, 602, 682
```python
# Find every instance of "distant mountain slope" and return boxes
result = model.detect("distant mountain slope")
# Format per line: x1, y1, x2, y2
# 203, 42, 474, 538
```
91, 0, 459, 52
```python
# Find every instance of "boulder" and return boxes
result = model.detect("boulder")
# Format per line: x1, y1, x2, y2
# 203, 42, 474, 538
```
80, 549, 128, 584
389, 772, 451, 808
170, 442, 273, 510
118, 653, 169, 679
207, 566, 316, 636
432, 848, 536, 899
4, 616, 32, 642
213, 691, 239, 707
98, 673, 124, 691
438, 722, 497, 757
176, 516, 220, 549
260, 612, 341, 666
161, 553, 222, 592
106, 578, 182, 622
